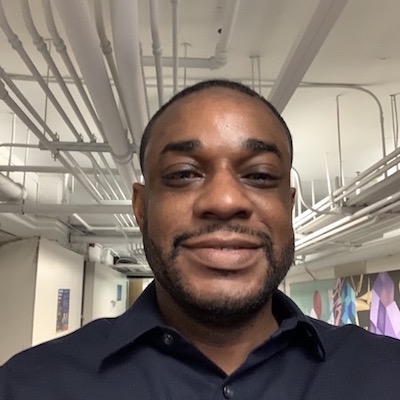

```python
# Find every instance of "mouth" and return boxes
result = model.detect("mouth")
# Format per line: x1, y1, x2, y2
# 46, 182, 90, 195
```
181, 234, 264, 271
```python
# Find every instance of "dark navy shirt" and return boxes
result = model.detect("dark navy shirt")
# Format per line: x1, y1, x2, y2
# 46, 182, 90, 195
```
1, 282, 400, 399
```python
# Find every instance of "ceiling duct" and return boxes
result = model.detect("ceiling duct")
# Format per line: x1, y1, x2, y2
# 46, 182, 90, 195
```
53, 0, 137, 193
0, 173, 26, 202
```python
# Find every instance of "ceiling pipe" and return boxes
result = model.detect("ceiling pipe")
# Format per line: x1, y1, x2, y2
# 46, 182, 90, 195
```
70, 234, 142, 244
0, 79, 104, 202
0, 202, 132, 215
209, 0, 241, 70
0, 173, 27, 202
41, 0, 106, 142
170, 0, 179, 94
0, 68, 113, 202
149, 0, 164, 106
93, 0, 134, 144
72, 213, 138, 232
109, 0, 148, 147
20, 0, 95, 142
0, 165, 120, 175
268, 0, 349, 113
53, 0, 137, 193
0, 0, 82, 142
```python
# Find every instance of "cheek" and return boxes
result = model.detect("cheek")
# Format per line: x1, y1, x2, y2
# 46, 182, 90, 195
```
256, 195, 293, 233
146, 194, 192, 237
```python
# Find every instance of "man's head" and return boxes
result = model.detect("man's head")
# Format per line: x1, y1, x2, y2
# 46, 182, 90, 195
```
139, 80, 293, 174
133, 79, 295, 328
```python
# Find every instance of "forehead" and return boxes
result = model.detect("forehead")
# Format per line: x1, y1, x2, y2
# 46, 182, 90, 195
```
144, 88, 290, 168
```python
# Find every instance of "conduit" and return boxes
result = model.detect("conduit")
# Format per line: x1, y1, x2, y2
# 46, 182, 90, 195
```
0, 173, 27, 202
41, 0, 106, 142
0, 0, 82, 142
21, 0, 94, 142
93, 0, 134, 143
0, 80, 103, 202
210, 0, 241, 69
53, 0, 137, 192
149, 0, 164, 106
110, 0, 148, 147
171, 0, 179, 94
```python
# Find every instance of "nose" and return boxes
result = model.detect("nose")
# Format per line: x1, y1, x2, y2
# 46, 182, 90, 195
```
193, 168, 253, 221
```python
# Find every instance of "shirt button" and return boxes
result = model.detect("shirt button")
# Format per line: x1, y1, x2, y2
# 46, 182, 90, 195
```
223, 385, 234, 399
162, 333, 174, 346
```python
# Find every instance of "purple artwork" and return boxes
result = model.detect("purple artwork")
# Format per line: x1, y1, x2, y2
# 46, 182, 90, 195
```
370, 272, 400, 339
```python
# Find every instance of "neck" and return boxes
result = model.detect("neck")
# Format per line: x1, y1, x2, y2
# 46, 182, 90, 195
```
155, 283, 279, 375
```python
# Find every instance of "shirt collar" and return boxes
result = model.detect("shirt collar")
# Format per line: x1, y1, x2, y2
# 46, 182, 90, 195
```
271, 290, 326, 361
98, 283, 326, 369
98, 282, 166, 370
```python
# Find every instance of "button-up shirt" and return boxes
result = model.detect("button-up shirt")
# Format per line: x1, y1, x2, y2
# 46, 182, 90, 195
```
1, 282, 400, 399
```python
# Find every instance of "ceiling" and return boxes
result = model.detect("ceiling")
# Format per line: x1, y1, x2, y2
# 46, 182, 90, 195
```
0, 0, 399, 275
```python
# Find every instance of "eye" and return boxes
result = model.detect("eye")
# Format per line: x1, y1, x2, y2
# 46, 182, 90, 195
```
241, 170, 280, 188
161, 167, 203, 187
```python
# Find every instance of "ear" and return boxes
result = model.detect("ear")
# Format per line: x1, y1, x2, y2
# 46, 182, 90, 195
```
290, 187, 296, 210
132, 182, 145, 232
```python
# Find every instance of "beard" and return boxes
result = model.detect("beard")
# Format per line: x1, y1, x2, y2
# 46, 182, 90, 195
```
143, 221, 294, 329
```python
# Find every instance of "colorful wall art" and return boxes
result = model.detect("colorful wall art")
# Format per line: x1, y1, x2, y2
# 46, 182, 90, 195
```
290, 270, 400, 339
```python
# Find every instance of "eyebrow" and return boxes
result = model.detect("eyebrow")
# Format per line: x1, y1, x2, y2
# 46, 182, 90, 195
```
159, 138, 283, 159
160, 139, 202, 156
243, 138, 283, 159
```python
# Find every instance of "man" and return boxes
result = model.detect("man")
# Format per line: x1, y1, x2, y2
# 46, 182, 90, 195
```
1, 80, 399, 399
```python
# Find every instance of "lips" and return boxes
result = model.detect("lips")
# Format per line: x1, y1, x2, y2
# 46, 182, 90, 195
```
181, 234, 263, 271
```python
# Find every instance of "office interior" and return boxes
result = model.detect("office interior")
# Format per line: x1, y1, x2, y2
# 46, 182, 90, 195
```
0, 0, 400, 365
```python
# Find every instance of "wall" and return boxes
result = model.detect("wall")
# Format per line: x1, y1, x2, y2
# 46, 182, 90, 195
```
0, 237, 38, 365
82, 262, 128, 325
31, 237, 84, 346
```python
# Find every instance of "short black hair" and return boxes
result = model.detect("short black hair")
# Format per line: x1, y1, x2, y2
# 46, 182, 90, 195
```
139, 79, 293, 172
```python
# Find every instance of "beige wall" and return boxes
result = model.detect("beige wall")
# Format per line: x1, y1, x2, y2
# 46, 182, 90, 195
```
82, 262, 128, 325
0, 238, 38, 365
31, 238, 84, 346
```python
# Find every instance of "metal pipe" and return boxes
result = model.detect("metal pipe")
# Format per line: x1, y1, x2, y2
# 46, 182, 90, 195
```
42, 0, 106, 142
98, 153, 127, 200
0, 80, 103, 202
336, 95, 345, 187
149, 0, 164, 106
21, 0, 94, 142
93, 0, 134, 143
210, 0, 241, 69
110, 0, 148, 147
0, 0, 82, 142
0, 173, 27, 201
171, 0, 179, 94
0, 203, 132, 215
54, 0, 137, 192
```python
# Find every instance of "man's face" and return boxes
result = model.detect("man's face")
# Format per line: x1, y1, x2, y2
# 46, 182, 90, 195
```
133, 88, 295, 327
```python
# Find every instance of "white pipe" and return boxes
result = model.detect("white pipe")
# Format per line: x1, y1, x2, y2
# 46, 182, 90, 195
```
0, 69, 111, 201
0, 80, 103, 202
0, 203, 132, 215
21, 0, 94, 142
41, 0, 106, 142
70, 234, 142, 244
0, 173, 27, 202
171, 0, 179, 94
0, 0, 82, 141
149, 0, 164, 106
93, 0, 134, 143
110, 0, 148, 147
295, 189, 400, 251
210, 0, 241, 69
53, 0, 136, 192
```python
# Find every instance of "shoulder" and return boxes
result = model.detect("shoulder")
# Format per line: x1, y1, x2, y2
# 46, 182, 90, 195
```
2, 317, 114, 377
309, 317, 400, 362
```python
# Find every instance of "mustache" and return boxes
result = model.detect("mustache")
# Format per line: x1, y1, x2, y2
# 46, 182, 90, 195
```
171, 223, 273, 256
